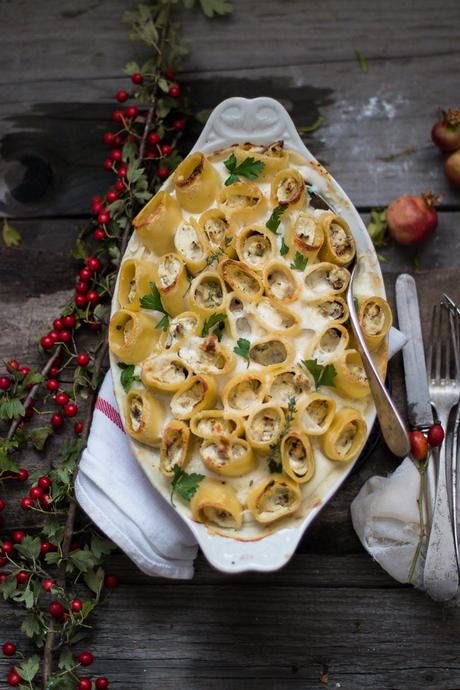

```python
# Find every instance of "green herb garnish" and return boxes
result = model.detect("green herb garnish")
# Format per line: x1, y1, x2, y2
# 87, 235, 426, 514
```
300, 359, 337, 390
201, 312, 227, 341
367, 208, 388, 247
233, 337, 251, 364
223, 153, 265, 186
140, 281, 170, 331
355, 48, 368, 73
170, 465, 204, 507
280, 237, 289, 256
117, 363, 140, 393
290, 252, 308, 271
266, 205, 285, 234
267, 396, 297, 473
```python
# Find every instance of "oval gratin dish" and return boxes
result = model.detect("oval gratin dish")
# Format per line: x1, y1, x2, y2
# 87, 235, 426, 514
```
109, 97, 387, 573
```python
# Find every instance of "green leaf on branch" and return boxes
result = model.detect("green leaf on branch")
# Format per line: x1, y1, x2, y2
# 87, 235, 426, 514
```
300, 359, 337, 390
29, 426, 53, 451
15, 536, 41, 561
21, 614, 42, 641
195, 108, 212, 124
0, 442, 20, 474
58, 647, 75, 672
84, 567, 105, 597
16, 655, 40, 682
0, 576, 18, 600
0, 397, 25, 420
2, 219, 21, 248
170, 465, 204, 506
118, 363, 140, 393
91, 533, 114, 559
69, 547, 99, 573
198, 0, 233, 17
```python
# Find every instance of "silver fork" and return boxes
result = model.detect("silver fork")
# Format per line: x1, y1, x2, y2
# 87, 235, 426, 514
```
423, 303, 460, 600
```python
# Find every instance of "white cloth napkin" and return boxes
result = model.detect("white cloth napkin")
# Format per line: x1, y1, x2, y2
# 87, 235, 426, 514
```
75, 372, 198, 579
75, 327, 406, 580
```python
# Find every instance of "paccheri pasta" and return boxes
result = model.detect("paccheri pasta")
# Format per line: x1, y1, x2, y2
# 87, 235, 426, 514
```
109, 141, 389, 538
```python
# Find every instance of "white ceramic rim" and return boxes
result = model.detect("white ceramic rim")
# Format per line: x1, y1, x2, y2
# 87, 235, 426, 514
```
110, 96, 384, 574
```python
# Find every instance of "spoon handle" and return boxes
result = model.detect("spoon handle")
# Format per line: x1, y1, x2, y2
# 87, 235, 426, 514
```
347, 267, 410, 458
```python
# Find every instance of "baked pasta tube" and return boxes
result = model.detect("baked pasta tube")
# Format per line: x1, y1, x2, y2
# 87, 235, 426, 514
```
222, 372, 266, 417
271, 168, 306, 212
178, 335, 235, 376
296, 392, 336, 436
312, 296, 349, 325
170, 374, 217, 420
263, 261, 299, 303
226, 293, 254, 340
133, 191, 182, 256
265, 368, 314, 407
333, 350, 371, 399
251, 297, 300, 336
218, 259, 264, 303
109, 310, 159, 364
358, 296, 392, 350
218, 182, 267, 223
285, 212, 324, 263
125, 389, 164, 447
232, 141, 289, 181
303, 262, 350, 300
118, 259, 154, 311
247, 474, 301, 524
159, 311, 203, 353
198, 209, 236, 259
200, 436, 256, 477
190, 479, 243, 529
141, 353, 192, 392
305, 323, 349, 363
321, 408, 367, 462
235, 225, 276, 272
190, 410, 244, 439
281, 431, 315, 484
159, 420, 190, 477
174, 219, 208, 274
244, 403, 285, 450
318, 213, 356, 266
249, 336, 292, 370
152, 253, 189, 317
173, 152, 220, 213
189, 271, 227, 316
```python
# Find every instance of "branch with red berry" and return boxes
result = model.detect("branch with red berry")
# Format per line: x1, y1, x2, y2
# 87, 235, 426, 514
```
0, 1, 233, 688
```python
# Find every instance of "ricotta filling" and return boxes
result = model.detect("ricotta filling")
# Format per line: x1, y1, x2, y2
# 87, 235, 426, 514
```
228, 379, 262, 411
203, 216, 228, 248
172, 381, 204, 416
254, 300, 296, 330
326, 266, 349, 291
179, 337, 226, 374
195, 416, 237, 437
363, 303, 385, 336
243, 233, 271, 268
336, 422, 358, 456
348, 362, 368, 383
318, 300, 345, 321
228, 268, 259, 297
330, 223, 353, 258
195, 279, 224, 309
202, 506, 238, 528
249, 410, 281, 443
267, 269, 295, 300
276, 176, 302, 205
250, 340, 287, 367
164, 316, 198, 350
269, 371, 312, 403
159, 256, 180, 289
285, 437, 308, 477
258, 482, 295, 516
129, 396, 143, 432
224, 193, 259, 209
305, 399, 329, 428
294, 214, 320, 250
163, 430, 184, 471
175, 223, 205, 263
201, 438, 245, 467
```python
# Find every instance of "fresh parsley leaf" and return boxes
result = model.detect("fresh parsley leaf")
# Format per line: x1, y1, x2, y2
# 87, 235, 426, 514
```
355, 48, 368, 73
266, 205, 285, 234
280, 237, 289, 256
301, 359, 337, 390
201, 312, 227, 340
140, 282, 170, 331
367, 208, 388, 247
170, 465, 204, 506
223, 153, 265, 186
233, 338, 251, 363
118, 363, 140, 392
290, 252, 308, 271
267, 396, 297, 473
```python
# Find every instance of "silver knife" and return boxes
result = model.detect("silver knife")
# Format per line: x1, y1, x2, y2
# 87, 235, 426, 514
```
395, 274, 435, 513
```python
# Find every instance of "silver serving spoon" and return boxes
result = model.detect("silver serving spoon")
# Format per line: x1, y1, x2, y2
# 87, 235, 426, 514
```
309, 187, 410, 457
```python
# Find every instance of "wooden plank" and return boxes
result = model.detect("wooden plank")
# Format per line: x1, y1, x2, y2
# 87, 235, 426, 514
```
1, 1, 460, 216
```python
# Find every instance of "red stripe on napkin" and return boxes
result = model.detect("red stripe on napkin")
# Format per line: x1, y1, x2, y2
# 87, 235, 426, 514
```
95, 398, 125, 433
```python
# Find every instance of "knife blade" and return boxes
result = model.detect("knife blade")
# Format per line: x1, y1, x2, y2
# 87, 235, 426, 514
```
395, 273, 433, 430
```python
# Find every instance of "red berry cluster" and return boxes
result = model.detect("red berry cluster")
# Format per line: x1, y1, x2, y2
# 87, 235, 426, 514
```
409, 422, 444, 461
431, 108, 460, 187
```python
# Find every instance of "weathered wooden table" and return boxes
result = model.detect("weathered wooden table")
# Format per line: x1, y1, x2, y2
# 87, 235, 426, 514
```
1, 1, 460, 688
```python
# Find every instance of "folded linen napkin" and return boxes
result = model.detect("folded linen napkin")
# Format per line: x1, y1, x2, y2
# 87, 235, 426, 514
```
75, 328, 406, 579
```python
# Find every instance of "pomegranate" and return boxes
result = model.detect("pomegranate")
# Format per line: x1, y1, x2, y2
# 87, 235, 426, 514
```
386, 193, 439, 245
444, 149, 460, 188
431, 108, 460, 152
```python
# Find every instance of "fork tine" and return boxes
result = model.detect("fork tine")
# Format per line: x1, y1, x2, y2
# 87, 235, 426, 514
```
428, 305, 436, 380
444, 305, 451, 380
434, 304, 442, 380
